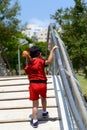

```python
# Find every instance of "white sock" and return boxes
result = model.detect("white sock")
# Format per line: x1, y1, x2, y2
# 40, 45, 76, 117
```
43, 111, 47, 113
33, 119, 38, 123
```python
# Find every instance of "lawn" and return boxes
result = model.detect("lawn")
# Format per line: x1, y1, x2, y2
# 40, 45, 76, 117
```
76, 74, 87, 95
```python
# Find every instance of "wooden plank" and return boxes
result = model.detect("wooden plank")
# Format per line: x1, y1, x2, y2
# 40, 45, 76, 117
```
0, 98, 57, 109
0, 117, 60, 124
0, 108, 60, 123
0, 88, 54, 93
0, 106, 58, 110
0, 89, 55, 99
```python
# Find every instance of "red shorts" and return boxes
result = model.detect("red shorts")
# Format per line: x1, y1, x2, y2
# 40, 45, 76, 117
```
29, 83, 47, 101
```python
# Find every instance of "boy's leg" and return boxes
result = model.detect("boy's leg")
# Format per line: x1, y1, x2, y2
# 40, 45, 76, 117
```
32, 100, 39, 120
41, 96, 48, 118
41, 96, 47, 111
30, 100, 39, 128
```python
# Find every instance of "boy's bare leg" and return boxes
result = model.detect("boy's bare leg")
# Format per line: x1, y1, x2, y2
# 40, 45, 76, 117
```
32, 100, 39, 120
41, 96, 47, 111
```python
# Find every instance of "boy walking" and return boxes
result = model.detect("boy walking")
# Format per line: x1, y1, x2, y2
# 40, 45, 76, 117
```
22, 45, 58, 128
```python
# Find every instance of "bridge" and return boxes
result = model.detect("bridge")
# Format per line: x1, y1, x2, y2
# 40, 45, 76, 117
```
0, 24, 87, 130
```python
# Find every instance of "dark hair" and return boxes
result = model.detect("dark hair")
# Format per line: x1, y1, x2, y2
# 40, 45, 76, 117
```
30, 46, 42, 58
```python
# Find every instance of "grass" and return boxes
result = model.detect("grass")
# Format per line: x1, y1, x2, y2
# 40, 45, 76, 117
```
76, 74, 87, 95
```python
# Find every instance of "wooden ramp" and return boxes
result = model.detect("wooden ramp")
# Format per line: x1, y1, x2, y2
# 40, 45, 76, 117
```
0, 75, 61, 130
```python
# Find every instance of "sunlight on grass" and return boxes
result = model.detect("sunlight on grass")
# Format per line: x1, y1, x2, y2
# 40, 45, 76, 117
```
76, 74, 87, 95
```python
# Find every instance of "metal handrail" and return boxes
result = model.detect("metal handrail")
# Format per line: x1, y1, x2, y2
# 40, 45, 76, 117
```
47, 23, 87, 130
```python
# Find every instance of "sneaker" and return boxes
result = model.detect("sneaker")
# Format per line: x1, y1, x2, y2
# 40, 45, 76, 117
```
30, 119, 38, 128
42, 111, 48, 118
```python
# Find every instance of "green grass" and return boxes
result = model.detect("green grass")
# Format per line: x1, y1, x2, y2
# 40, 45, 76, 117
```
76, 74, 87, 95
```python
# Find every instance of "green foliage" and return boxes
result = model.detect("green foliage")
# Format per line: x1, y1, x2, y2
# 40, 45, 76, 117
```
51, 0, 87, 75
0, 0, 21, 43
84, 66, 87, 78
77, 73, 87, 94
0, 0, 28, 74
76, 72, 87, 102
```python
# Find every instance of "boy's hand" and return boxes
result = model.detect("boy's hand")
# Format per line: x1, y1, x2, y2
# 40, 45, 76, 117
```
52, 45, 58, 52
22, 51, 30, 58
22, 50, 32, 61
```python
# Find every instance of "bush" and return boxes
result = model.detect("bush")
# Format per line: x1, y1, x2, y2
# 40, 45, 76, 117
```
84, 66, 87, 78
83, 94, 87, 102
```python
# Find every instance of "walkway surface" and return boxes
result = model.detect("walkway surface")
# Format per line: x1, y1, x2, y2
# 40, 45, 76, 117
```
0, 75, 61, 130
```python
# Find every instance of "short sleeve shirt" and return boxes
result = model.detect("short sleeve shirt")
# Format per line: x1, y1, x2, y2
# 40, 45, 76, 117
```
24, 58, 47, 81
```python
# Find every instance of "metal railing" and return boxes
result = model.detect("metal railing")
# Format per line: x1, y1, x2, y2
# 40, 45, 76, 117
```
47, 23, 87, 130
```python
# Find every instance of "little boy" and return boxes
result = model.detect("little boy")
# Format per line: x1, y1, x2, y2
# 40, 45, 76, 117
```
22, 45, 58, 128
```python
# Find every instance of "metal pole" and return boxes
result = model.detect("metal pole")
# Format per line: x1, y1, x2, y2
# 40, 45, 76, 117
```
17, 40, 29, 75
18, 46, 20, 75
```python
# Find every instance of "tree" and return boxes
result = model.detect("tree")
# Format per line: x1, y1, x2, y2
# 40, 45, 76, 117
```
51, 0, 87, 76
0, 0, 21, 44
0, 0, 22, 74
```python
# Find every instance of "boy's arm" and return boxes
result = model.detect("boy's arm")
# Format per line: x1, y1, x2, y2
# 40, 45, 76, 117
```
45, 46, 58, 65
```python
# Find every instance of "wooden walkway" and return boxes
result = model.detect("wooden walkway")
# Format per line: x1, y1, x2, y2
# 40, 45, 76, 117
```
0, 75, 61, 130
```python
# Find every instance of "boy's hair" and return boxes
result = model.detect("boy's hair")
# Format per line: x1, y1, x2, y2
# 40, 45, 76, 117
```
30, 46, 42, 58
